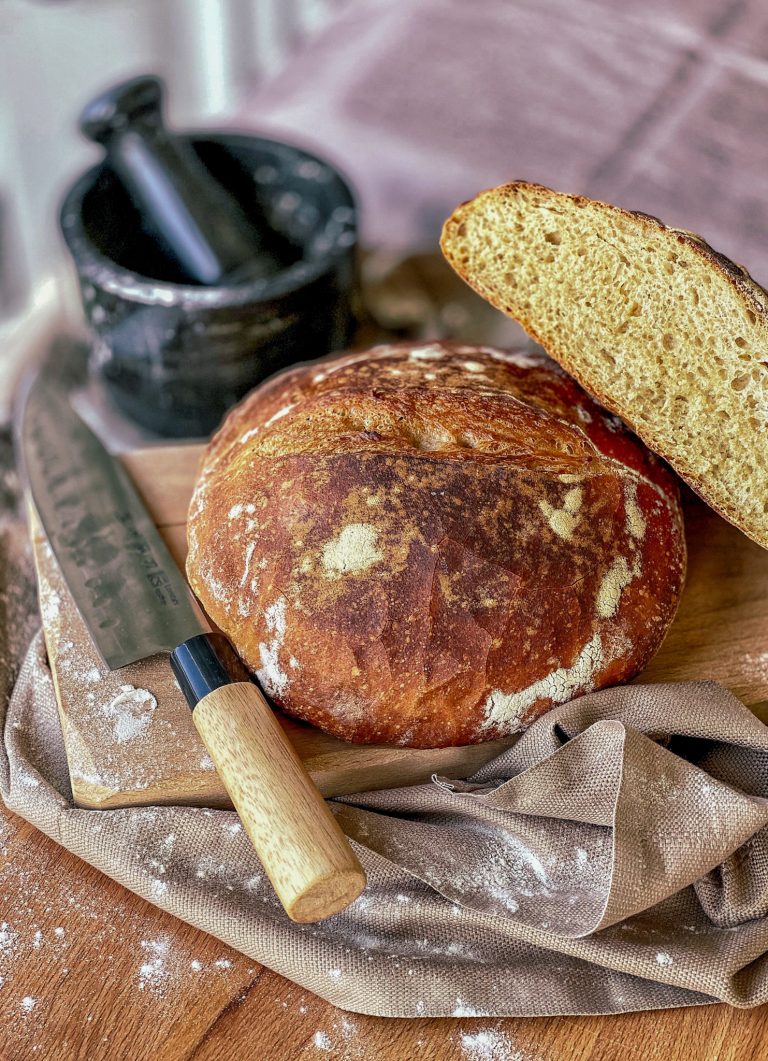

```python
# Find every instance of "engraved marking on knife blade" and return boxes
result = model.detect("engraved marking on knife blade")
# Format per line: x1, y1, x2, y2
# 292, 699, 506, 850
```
115, 510, 182, 609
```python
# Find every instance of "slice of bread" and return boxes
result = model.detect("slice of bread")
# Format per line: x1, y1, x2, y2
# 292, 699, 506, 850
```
441, 181, 768, 549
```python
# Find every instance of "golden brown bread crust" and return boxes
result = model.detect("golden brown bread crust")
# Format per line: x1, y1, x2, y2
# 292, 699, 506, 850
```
440, 180, 768, 549
187, 342, 686, 747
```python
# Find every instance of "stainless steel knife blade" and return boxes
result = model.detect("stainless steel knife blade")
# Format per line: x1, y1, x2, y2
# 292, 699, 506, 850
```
21, 374, 204, 668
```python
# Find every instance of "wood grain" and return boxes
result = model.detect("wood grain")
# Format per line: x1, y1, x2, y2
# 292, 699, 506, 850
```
1, 795, 767, 1061
192, 681, 365, 922
29, 442, 513, 810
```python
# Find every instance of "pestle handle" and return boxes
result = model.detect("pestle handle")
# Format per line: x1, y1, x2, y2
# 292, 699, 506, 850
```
79, 75, 267, 285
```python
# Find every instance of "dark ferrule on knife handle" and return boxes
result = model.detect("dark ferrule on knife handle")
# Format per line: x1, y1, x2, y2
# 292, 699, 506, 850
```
169, 633, 366, 923
170, 632, 251, 706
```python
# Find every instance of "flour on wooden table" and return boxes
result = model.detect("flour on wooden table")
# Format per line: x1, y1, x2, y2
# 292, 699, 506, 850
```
59, 663, 206, 796
739, 650, 768, 683
0, 921, 17, 956
138, 938, 171, 994
309, 1015, 365, 1058
459, 1028, 532, 1061
0, 830, 256, 1056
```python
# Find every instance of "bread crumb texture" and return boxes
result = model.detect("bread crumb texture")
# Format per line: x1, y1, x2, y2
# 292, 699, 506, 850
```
187, 342, 686, 747
441, 180, 768, 549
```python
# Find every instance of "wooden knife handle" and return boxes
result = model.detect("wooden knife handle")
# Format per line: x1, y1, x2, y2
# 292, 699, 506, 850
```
171, 635, 366, 923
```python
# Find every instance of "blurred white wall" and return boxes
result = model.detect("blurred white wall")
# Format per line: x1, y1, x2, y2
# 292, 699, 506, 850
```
0, 0, 341, 324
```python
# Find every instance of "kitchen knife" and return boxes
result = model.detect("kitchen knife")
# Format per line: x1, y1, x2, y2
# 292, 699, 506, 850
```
19, 373, 366, 922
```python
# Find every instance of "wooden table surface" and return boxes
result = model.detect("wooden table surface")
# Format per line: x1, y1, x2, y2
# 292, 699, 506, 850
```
1, 798, 767, 1061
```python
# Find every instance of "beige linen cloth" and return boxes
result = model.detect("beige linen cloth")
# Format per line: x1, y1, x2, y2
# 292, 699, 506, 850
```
3, 457, 768, 1016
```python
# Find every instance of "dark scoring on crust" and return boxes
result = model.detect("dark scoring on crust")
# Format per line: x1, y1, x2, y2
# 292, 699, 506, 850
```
187, 341, 686, 747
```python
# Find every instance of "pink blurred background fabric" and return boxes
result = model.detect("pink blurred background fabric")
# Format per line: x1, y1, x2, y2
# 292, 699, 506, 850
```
240, 0, 768, 284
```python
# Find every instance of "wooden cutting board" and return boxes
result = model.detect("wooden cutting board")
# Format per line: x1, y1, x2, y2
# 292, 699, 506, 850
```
30, 442, 768, 812
29, 443, 515, 809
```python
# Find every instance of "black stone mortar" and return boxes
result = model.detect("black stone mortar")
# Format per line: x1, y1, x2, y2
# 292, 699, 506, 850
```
60, 134, 358, 437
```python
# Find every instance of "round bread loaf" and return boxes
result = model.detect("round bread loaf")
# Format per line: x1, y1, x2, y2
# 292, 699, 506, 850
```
186, 341, 686, 747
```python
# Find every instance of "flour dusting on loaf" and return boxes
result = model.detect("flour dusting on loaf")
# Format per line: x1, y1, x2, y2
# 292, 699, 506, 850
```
322, 524, 382, 577
482, 632, 604, 732
186, 342, 686, 747
539, 487, 583, 540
